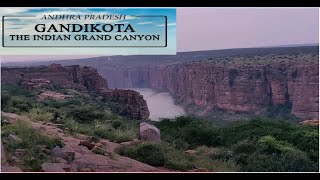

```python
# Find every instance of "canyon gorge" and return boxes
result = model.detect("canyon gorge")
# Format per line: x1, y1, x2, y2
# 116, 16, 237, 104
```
2, 46, 319, 121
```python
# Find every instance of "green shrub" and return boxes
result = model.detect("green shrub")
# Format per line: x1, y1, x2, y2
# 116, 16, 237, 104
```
155, 116, 222, 149
118, 142, 165, 166
41, 99, 83, 109
243, 152, 317, 172
10, 96, 34, 113
111, 120, 122, 129
111, 128, 137, 143
1, 93, 11, 110
27, 108, 54, 122
231, 136, 318, 172
206, 147, 233, 160
94, 128, 113, 139
231, 139, 259, 154
67, 107, 106, 123
221, 118, 299, 146
2, 85, 32, 97
258, 135, 297, 154
287, 128, 319, 162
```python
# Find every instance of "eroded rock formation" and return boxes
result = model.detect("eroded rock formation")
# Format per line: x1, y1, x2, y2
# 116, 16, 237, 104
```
100, 89, 150, 119
1, 64, 149, 120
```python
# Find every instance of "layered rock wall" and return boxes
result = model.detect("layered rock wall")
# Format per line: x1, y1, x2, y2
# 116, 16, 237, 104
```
102, 62, 319, 120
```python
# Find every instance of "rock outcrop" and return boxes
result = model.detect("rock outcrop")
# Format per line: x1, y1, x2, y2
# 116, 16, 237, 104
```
299, 119, 319, 126
101, 89, 150, 120
101, 54, 319, 120
81, 66, 108, 91
38, 91, 73, 100
1, 63, 105, 91
1, 64, 150, 120
21, 79, 52, 90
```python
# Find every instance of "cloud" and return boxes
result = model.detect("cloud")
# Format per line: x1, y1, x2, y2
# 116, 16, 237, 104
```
137, 21, 153, 25
0, 8, 29, 16
156, 23, 176, 27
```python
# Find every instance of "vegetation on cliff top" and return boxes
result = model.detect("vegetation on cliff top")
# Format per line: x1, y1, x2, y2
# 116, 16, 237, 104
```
1, 84, 318, 172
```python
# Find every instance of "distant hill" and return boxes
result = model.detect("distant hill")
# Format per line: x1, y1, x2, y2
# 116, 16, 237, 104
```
2, 45, 319, 69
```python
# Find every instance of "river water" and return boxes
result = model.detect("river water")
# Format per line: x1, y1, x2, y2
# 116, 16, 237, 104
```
131, 88, 186, 121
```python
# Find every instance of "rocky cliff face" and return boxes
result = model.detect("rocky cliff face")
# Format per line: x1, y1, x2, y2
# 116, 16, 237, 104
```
100, 89, 150, 119
101, 54, 319, 120
1, 64, 92, 91
1, 64, 149, 120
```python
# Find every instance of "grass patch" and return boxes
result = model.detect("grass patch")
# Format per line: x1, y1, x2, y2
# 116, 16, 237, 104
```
193, 157, 240, 172
117, 142, 241, 172
117, 142, 165, 166
63, 118, 138, 143
1, 121, 62, 171
25, 108, 53, 122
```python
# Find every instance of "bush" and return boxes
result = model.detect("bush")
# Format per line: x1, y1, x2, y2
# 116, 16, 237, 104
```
231, 139, 259, 154
232, 136, 318, 172
287, 128, 319, 162
109, 128, 137, 143
2, 85, 32, 97
42, 99, 83, 109
27, 108, 54, 122
155, 116, 222, 149
243, 152, 317, 172
258, 135, 297, 154
67, 107, 106, 123
221, 118, 300, 146
1, 93, 11, 110
118, 142, 165, 166
10, 96, 34, 113
206, 147, 233, 160
111, 120, 122, 129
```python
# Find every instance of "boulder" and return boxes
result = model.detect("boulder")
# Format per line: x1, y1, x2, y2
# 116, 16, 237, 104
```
91, 146, 108, 156
139, 122, 161, 142
185, 150, 198, 154
79, 140, 95, 150
95, 142, 103, 147
41, 163, 67, 172
52, 146, 69, 160
8, 134, 22, 143
1, 112, 20, 124
1, 166, 23, 172
1, 119, 10, 126
55, 157, 68, 164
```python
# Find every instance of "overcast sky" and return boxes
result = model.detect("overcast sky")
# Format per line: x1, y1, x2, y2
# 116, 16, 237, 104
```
1, 8, 319, 62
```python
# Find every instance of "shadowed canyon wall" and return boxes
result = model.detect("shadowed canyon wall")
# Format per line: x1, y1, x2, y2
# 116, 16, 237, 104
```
100, 56, 319, 120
